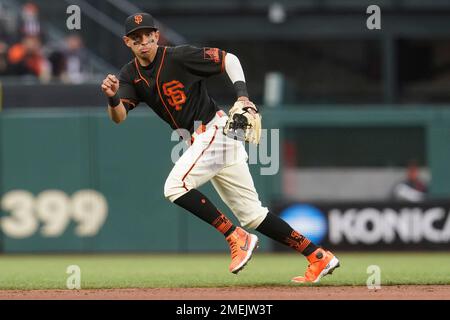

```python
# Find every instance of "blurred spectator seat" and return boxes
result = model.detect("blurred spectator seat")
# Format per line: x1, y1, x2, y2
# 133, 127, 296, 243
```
391, 161, 428, 202
7, 36, 50, 81
20, 2, 41, 39
49, 34, 89, 84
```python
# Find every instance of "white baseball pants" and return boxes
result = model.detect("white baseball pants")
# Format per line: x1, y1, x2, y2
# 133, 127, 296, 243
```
164, 111, 268, 229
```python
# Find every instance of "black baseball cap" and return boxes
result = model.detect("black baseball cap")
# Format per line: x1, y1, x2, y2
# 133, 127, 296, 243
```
124, 13, 158, 36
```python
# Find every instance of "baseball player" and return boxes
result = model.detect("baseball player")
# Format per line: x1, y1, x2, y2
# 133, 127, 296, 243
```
101, 13, 339, 283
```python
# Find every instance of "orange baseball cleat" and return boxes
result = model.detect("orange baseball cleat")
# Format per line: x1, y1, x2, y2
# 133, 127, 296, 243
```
291, 248, 340, 283
225, 227, 259, 274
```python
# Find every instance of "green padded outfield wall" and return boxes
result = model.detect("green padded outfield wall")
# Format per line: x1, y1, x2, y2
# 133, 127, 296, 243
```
1, 107, 450, 252
0, 109, 274, 253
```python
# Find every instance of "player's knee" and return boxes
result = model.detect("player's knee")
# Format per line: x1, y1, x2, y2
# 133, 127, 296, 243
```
241, 212, 268, 229
164, 178, 187, 202
235, 206, 269, 230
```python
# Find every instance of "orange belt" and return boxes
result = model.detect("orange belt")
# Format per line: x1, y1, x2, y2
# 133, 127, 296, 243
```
191, 110, 226, 143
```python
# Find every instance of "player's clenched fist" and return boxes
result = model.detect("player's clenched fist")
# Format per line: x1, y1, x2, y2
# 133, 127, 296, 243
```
101, 74, 119, 97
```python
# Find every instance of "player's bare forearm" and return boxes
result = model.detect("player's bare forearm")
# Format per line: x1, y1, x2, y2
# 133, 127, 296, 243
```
108, 103, 127, 124
101, 74, 127, 124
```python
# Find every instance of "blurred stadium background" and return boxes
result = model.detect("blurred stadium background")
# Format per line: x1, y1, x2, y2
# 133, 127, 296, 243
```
0, 0, 449, 260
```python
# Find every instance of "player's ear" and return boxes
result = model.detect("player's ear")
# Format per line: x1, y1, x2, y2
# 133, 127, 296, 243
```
154, 31, 160, 43
123, 36, 132, 48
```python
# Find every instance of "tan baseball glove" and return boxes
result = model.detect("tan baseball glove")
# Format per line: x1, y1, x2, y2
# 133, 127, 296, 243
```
223, 100, 262, 144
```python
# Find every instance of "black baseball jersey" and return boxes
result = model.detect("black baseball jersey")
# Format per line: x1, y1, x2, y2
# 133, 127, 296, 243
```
118, 45, 226, 133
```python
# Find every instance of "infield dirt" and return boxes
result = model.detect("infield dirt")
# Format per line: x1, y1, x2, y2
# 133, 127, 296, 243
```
0, 285, 448, 300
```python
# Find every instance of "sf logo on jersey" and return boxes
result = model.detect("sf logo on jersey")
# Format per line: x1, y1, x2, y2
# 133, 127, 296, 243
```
163, 80, 187, 111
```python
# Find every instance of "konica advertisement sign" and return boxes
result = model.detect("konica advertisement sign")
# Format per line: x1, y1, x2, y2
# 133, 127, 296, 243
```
272, 201, 450, 250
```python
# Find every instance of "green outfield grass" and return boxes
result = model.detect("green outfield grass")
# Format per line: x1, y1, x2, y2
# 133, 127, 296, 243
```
0, 252, 449, 289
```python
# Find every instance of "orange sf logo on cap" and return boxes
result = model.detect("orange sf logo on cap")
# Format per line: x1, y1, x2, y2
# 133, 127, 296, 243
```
134, 15, 143, 25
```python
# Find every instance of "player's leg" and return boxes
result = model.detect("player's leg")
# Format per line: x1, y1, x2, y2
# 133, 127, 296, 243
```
164, 127, 235, 237
163, 126, 258, 274
211, 161, 340, 283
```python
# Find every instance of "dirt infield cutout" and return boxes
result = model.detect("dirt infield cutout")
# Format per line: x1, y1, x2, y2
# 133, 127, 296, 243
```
0, 285, 449, 300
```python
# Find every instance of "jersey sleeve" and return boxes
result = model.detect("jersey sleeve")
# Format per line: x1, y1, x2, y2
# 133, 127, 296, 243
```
118, 65, 140, 112
175, 45, 226, 79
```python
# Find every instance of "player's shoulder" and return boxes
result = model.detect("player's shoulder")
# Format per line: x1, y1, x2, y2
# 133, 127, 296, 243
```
166, 45, 203, 60
119, 60, 135, 75
118, 59, 136, 80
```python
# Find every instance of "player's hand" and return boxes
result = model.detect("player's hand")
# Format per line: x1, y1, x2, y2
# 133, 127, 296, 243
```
224, 99, 262, 144
101, 74, 119, 97
236, 96, 258, 117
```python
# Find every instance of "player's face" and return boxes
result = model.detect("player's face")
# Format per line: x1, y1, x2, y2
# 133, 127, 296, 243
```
123, 29, 159, 59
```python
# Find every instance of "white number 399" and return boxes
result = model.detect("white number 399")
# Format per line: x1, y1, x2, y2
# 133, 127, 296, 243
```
0, 190, 108, 239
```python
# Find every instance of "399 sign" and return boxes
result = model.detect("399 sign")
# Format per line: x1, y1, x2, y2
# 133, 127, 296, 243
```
0, 190, 108, 238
